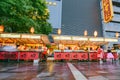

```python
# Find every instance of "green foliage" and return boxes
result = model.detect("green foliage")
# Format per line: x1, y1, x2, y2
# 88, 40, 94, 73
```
0, 0, 52, 34
46, 44, 51, 48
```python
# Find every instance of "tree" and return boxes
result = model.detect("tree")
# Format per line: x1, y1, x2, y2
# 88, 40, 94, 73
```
0, 0, 52, 34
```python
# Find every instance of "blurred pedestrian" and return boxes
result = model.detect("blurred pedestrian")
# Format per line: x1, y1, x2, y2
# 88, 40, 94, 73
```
97, 46, 104, 64
42, 45, 48, 62
107, 47, 111, 51
106, 50, 114, 63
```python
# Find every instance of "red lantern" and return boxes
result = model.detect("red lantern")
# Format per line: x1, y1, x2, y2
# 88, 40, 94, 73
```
0, 25, 4, 33
30, 27, 34, 34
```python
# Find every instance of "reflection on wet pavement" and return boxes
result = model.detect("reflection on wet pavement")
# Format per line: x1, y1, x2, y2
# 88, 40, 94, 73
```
73, 61, 120, 80
0, 62, 74, 80
0, 61, 120, 80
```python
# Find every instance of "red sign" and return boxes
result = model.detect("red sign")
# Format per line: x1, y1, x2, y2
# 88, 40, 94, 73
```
79, 53, 88, 60
9, 52, 18, 60
63, 53, 71, 60
102, 0, 113, 23
71, 53, 79, 60
19, 52, 29, 60
0, 52, 6, 60
29, 52, 38, 60
54, 52, 63, 60
89, 52, 97, 60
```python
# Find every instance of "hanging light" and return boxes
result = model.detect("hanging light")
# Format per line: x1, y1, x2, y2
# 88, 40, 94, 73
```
84, 30, 87, 36
57, 28, 61, 35
30, 27, 34, 34
94, 30, 98, 37
116, 32, 119, 38
0, 25, 4, 33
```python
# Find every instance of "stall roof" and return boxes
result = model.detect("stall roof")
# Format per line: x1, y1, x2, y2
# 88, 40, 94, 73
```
0, 33, 50, 44
51, 35, 118, 46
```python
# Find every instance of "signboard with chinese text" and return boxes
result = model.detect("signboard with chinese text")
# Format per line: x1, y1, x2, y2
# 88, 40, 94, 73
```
102, 0, 113, 23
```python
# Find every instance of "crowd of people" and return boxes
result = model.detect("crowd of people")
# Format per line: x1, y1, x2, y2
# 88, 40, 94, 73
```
97, 46, 115, 64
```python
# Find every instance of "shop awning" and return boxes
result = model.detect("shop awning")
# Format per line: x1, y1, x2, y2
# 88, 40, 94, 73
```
51, 35, 118, 46
0, 33, 50, 44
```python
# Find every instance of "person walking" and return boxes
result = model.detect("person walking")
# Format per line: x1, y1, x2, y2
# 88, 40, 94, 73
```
107, 50, 114, 63
42, 45, 48, 62
97, 46, 104, 64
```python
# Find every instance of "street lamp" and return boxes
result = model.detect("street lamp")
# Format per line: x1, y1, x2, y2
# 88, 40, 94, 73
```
94, 30, 98, 37
30, 27, 34, 34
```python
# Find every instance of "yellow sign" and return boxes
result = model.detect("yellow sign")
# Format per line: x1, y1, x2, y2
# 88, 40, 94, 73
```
0, 33, 20, 38
21, 34, 40, 39
102, 0, 113, 23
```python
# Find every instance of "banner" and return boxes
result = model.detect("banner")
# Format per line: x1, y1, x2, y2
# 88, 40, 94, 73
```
0, 52, 6, 60
19, 52, 29, 60
79, 53, 88, 60
63, 52, 71, 60
54, 52, 63, 60
71, 53, 79, 59
9, 52, 18, 60
29, 52, 38, 60
89, 52, 97, 60
102, 0, 113, 23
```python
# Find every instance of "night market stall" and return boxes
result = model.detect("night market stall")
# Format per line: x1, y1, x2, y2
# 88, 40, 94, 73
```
51, 35, 118, 61
0, 33, 50, 62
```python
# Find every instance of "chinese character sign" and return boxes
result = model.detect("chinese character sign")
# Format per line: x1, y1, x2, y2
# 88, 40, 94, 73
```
102, 0, 113, 23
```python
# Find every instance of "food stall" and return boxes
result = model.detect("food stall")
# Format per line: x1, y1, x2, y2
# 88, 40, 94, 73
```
51, 35, 118, 61
0, 33, 50, 62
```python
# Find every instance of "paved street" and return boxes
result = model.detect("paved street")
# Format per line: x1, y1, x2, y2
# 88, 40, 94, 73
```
0, 61, 120, 80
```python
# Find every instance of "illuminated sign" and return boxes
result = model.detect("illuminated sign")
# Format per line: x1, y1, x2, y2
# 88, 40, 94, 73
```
54, 36, 71, 40
104, 38, 118, 42
89, 37, 104, 41
72, 37, 88, 41
21, 35, 40, 39
0, 34, 20, 38
102, 0, 113, 23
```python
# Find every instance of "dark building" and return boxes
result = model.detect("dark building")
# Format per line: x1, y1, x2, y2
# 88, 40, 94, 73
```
61, 0, 103, 37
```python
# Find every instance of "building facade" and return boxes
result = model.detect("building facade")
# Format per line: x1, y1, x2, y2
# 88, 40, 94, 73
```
101, 0, 120, 47
61, 0, 103, 37
47, 0, 62, 29
48, 0, 120, 48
